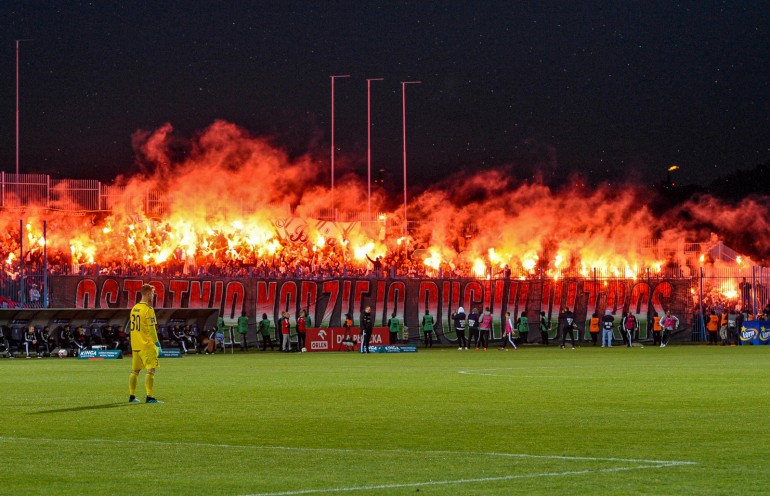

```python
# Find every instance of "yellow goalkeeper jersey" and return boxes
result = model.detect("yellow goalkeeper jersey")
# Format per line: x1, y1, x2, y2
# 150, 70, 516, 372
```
129, 301, 159, 351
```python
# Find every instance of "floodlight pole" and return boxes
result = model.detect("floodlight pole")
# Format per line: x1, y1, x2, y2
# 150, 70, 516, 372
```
19, 219, 25, 307
16, 40, 20, 177
15, 39, 32, 177
401, 81, 421, 236
330, 74, 350, 219
366, 78, 383, 219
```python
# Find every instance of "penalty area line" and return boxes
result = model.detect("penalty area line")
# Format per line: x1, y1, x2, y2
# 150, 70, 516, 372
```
0, 436, 696, 467
240, 462, 690, 496
0, 436, 696, 494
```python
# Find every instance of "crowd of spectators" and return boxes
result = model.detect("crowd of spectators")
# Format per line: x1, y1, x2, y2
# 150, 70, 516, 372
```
4, 242, 472, 281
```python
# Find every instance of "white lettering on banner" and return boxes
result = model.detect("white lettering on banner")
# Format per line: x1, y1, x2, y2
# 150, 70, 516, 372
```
311, 341, 328, 350
741, 330, 757, 340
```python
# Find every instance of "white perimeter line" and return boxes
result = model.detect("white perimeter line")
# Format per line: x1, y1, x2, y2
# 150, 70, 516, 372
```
240, 463, 688, 496
465, 373, 603, 379
0, 436, 696, 466
0, 436, 696, 495
459, 368, 604, 379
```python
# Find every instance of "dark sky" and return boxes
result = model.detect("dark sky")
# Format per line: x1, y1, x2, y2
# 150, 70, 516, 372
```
0, 1, 768, 187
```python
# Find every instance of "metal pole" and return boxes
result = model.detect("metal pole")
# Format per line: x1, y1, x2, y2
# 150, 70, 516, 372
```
330, 75, 350, 219
699, 267, 705, 341
401, 81, 421, 236
366, 78, 383, 219
14, 39, 32, 181
751, 265, 757, 317
646, 268, 652, 339
16, 40, 20, 177
19, 219, 25, 308
43, 220, 48, 308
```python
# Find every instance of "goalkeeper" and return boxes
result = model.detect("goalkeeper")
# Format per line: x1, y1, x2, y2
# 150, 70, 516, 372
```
128, 284, 162, 403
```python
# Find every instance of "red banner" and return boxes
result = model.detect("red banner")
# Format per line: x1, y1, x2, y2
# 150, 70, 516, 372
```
45, 275, 694, 343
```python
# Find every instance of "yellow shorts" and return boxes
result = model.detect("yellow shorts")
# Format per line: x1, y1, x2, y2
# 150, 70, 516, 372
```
131, 348, 159, 370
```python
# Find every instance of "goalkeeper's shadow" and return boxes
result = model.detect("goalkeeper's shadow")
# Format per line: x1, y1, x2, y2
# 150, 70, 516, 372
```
33, 402, 132, 414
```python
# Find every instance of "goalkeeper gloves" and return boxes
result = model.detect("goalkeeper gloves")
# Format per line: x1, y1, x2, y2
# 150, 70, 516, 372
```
155, 341, 162, 357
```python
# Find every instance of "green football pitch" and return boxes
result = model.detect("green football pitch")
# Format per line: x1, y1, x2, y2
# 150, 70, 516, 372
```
1, 344, 767, 495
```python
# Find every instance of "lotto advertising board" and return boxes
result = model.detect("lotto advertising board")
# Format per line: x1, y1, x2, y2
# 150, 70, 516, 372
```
739, 321, 770, 345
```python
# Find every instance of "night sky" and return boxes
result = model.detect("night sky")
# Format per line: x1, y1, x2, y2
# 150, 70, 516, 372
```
1, 1, 768, 188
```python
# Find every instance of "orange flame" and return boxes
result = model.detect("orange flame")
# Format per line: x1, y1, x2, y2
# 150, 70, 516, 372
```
0, 120, 763, 279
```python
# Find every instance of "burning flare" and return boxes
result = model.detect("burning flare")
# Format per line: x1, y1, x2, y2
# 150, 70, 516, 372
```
1, 120, 765, 287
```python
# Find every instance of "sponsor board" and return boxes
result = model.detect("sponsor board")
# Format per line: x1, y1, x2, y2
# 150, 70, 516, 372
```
159, 348, 184, 358
739, 322, 769, 345
310, 340, 329, 351
370, 345, 418, 353
306, 327, 391, 352
124, 348, 185, 358
77, 349, 123, 360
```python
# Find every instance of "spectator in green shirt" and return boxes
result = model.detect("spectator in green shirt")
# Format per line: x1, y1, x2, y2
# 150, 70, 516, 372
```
516, 311, 529, 345
387, 312, 400, 345
258, 313, 274, 351
421, 309, 435, 348
237, 312, 250, 351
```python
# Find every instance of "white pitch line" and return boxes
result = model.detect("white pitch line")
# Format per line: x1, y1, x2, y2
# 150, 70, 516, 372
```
240, 463, 690, 496
460, 366, 594, 371
0, 436, 696, 466
459, 368, 604, 379
0, 436, 696, 495
463, 373, 603, 379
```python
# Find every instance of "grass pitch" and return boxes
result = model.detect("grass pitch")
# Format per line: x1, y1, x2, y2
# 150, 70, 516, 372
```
0, 344, 767, 495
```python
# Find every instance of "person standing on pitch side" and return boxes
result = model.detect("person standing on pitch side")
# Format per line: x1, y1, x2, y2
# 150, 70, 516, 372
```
651, 312, 663, 346
479, 307, 493, 351
237, 311, 250, 351
539, 311, 550, 346
342, 313, 355, 351
726, 308, 739, 346
296, 309, 308, 351
706, 310, 720, 345
467, 307, 480, 349
279, 311, 291, 352
601, 310, 615, 348
360, 306, 373, 353
499, 311, 517, 350
128, 284, 162, 404
588, 312, 600, 346
421, 309, 435, 348
516, 311, 529, 346
621, 311, 638, 347
660, 310, 679, 347
387, 312, 400, 345
258, 313, 274, 351
452, 307, 468, 350
560, 307, 577, 349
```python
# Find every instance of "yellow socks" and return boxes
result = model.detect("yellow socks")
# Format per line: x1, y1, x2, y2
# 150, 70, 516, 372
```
129, 371, 139, 395
145, 373, 155, 397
